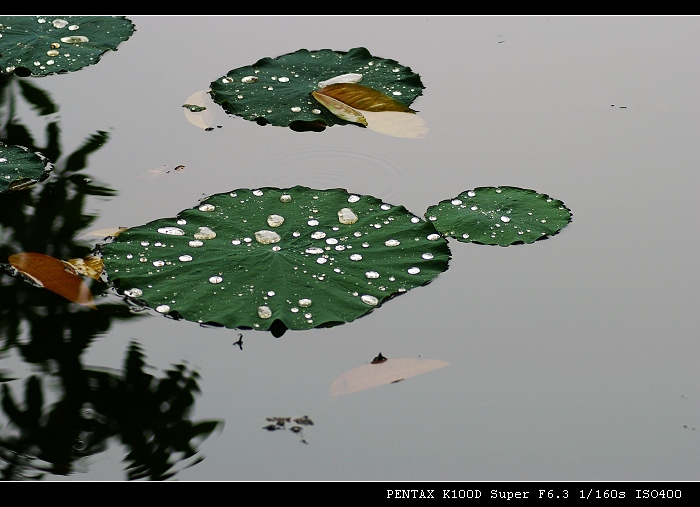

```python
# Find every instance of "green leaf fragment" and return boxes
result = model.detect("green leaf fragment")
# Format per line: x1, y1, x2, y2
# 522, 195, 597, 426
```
183, 104, 206, 113
100, 186, 451, 333
425, 186, 572, 246
0, 142, 53, 192
0, 16, 135, 77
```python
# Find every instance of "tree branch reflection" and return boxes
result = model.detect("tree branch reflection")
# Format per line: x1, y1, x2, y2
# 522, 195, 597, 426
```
1, 74, 223, 481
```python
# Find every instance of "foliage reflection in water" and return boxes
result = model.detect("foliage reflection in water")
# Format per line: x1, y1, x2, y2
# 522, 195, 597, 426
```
0, 73, 221, 480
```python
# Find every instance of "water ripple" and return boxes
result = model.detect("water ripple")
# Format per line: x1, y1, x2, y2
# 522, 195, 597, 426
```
264, 147, 407, 203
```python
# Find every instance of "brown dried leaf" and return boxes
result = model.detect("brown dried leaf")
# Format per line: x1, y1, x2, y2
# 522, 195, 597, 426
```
311, 89, 368, 125
8, 252, 97, 309
313, 83, 415, 114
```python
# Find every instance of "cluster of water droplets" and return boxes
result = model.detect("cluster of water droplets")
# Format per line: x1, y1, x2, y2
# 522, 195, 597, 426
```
0, 155, 18, 182
104, 188, 447, 330
219, 67, 312, 120
427, 188, 523, 240
1, 17, 95, 74
428, 187, 572, 243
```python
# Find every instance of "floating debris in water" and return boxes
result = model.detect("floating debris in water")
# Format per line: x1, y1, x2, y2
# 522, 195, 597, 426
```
262, 415, 314, 444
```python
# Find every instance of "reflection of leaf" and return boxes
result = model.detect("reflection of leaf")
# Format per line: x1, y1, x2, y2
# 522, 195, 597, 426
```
64, 130, 111, 174
100, 186, 451, 335
0, 341, 222, 480
330, 357, 449, 397
17, 79, 57, 115
425, 186, 573, 246
8, 252, 97, 309
312, 83, 427, 138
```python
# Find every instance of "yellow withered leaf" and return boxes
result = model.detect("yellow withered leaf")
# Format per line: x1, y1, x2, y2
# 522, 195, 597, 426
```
312, 89, 368, 126
313, 83, 415, 114
8, 252, 97, 309
66, 255, 105, 280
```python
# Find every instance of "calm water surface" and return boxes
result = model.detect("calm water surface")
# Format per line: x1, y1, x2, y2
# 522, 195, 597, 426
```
1, 15, 699, 481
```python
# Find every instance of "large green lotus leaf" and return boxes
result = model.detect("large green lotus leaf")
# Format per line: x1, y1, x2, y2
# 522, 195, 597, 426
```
209, 47, 424, 131
100, 186, 450, 334
0, 16, 135, 77
425, 186, 573, 246
0, 142, 53, 192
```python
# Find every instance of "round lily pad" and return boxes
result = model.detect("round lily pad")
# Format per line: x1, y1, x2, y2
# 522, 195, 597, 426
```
0, 16, 135, 77
209, 47, 424, 131
425, 186, 573, 246
100, 186, 451, 334
0, 142, 53, 192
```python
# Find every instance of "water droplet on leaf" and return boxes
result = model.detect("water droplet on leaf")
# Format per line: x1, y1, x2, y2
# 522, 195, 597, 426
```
361, 295, 379, 306
158, 227, 185, 236
194, 227, 216, 240
255, 230, 281, 244
338, 208, 358, 224
267, 214, 285, 227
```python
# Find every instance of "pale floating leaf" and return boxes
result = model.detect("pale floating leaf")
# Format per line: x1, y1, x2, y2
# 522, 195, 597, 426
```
183, 89, 218, 130
362, 110, 429, 139
318, 73, 363, 88
330, 357, 449, 397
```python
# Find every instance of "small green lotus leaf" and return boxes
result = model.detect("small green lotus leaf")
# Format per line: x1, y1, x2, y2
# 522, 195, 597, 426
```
100, 186, 450, 334
0, 142, 53, 192
209, 47, 424, 131
0, 16, 135, 77
425, 186, 573, 246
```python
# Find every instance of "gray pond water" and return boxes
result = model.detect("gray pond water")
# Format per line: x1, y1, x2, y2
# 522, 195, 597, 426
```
1, 15, 699, 481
